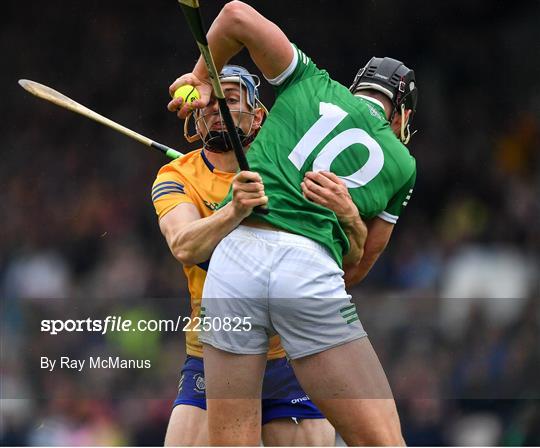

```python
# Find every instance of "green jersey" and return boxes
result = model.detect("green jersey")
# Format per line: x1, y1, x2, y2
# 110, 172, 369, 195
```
226, 45, 416, 266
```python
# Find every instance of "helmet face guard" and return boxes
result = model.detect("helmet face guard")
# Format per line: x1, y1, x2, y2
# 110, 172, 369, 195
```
184, 65, 268, 153
350, 57, 418, 143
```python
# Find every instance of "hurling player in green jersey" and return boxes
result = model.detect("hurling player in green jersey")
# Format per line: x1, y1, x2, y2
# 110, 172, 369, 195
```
168, 2, 417, 445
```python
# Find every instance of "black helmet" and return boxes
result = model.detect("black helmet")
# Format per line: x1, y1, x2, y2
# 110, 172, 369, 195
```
350, 57, 417, 114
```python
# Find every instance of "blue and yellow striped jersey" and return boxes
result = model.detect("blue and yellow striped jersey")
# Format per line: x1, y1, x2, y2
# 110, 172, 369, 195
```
152, 148, 285, 359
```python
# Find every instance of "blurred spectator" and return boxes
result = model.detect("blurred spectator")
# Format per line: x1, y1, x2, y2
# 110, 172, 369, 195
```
3, 251, 72, 300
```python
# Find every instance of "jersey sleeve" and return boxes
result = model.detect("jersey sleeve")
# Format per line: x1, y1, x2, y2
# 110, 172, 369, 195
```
151, 165, 193, 219
265, 43, 323, 96
378, 169, 416, 224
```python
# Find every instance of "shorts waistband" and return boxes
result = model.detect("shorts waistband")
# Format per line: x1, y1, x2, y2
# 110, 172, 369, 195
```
233, 225, 330, 256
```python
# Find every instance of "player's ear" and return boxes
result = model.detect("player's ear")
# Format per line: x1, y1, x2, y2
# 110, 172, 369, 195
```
391, 108, 410, 126
390, 111, 400, 127
252, 107, 265, 129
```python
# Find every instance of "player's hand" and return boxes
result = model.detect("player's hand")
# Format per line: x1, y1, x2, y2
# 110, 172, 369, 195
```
231, 171, 268, 220
168, 73, 212, 119
301, 171, 360, 228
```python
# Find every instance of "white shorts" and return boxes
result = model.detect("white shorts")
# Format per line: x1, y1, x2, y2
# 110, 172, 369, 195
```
200, 226, 367, 359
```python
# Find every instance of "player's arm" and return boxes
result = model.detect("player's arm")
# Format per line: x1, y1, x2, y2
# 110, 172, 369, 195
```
159, 202, 236, 265
301, 171, 367, 269
169, 0, 293, 115
343, 218, 394, 287
159, 171, 267, 265
341, 216, 367, 274
343, 168, 415, 287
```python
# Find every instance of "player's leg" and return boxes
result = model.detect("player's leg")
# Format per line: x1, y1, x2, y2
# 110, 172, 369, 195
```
202, 227, 336, 445
200, 226, 278, 444
268, 234, 404, 446
165, 353, 333, 447
260, 357, 335, 446
203, 344, 267, 446
291, 338, 405, 446
262, 418, 335, 446
164, 405, 208, 446
164, 356, 209, 446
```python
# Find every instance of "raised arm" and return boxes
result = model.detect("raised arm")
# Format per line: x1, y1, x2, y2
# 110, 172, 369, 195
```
169, 1, 294, 115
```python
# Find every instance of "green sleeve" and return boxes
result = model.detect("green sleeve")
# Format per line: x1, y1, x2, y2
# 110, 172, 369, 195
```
267, 44, 325, 96
379, 170, 416, 224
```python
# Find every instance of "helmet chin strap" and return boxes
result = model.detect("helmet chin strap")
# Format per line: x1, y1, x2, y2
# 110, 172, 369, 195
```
199, 102, 261, 153
204, 126, 261, 153
204, 127, 246, 153
400, 104, 411, 144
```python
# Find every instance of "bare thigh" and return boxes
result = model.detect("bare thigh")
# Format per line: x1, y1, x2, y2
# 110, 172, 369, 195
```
204, 344, 267, 446
291, 337, 405, 446
164, 405, 208, 446
262, 417, 335, 446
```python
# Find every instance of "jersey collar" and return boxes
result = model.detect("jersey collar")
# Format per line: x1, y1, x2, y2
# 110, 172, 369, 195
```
357, 95, 387, 117
200, 149, 236, 176
200, 149, 215, 172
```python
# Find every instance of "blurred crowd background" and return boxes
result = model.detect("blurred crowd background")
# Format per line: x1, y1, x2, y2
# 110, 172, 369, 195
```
1, 0, 539, 445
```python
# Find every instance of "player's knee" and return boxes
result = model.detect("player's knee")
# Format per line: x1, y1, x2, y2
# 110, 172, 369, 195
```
341, 423, 404, 447
297, 419, 335, 446
165, 406, 208, 446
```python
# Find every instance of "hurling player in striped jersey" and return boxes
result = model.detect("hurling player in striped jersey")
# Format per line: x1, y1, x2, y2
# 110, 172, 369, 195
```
155, 65, 366, 446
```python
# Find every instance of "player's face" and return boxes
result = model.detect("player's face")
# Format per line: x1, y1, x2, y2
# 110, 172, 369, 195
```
197, 82, 261, 140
